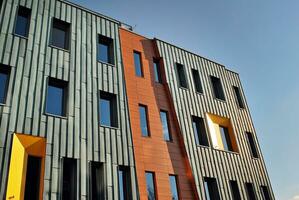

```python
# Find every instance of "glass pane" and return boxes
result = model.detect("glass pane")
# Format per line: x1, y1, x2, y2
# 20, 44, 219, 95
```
98, 42, 109, 63
153, 61, 161, 83
204, 181, 211, 200
219, 126, 232, 151
146, 172, 156, 200
169, 176, 179, 200
176, 64, 188, 88
119, 170, 125, 200
52, 27, 66, 49
192, 121, 200, 145
46, 85, 64, 116
139, 106, 149, 136
0, 72, 8, 103
15, 15, 29, 37
160, 111, 171, 141
134, 52, 143, 77
100, 98, 111, 126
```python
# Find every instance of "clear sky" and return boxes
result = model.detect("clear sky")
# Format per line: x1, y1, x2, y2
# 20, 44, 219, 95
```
72, 0, 299, 199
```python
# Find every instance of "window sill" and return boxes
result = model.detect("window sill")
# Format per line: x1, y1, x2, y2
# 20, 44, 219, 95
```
44, 113, 68, 119
179, 86, 189, 91
0, 102, 6, 106
196, 144, 210, 149
100, 125, 119, 130
49, 44, 70, 53
212, 147, 240, 155
97, 60, 115, 67
195, 91, 204, 95
251, 156, 260, 160
214, 98, 226, 103
13, 33, 28, 40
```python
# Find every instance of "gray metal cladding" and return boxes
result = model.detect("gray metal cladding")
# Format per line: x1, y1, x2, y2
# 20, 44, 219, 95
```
155, 39, 275, 200
0, 0, 137, 199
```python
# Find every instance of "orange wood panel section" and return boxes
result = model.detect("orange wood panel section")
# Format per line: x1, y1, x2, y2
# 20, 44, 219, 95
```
119, 28, 199, 200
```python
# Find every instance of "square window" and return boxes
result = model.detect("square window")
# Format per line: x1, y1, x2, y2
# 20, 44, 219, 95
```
191, 69, 203, 93
145, 172, 157, 200
153, 59, 162, 83
139, 104, 150, 137
160, 110, 171, 141
134, 51, 143, 77
15, 6, 31, 37
99, 91, 118, 127
51, 18, 70, 50
204, 177, 221, 200
169, 175, 180, 200
233, 86, 245, 108
246, 132, 259, 158
0, 65, 10, 104
210, 76, 225, 100
192, 116, 209, 146
118, 166, 132, 200
175, 63, 188, 88
97, 35, 114, 64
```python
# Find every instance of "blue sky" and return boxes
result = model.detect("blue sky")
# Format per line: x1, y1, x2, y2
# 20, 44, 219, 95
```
73, 0, 299, 199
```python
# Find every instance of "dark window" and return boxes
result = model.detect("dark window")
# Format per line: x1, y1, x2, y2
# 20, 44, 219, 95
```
99, 91, 118, 127
15, 6, 31, 37
160, 110, 171, 141
24, 156, 41, 200
192, 116, 209, 146
97, 35, 114, 64
139, 105, 150, 137
118, 166, 132, 200
46, 78, 67, 116
169, 175, 180, 200
219, 126, 233, 151
0, 65, 10, 104
153, 59, 162, 83
145, 172, 156, 200
246, 132, 259, 158
51, 18, 70, 50
233, 86, 245, 108
229, 180, 241, 200
62, 158, 77, 200
245, 182, 257, 200
90, 162, 105, 200
175, 63, 188, 88
261, 186, 271, 200
210, 76, 225, 100
134, 51, 143, 77
204, 177, 221, 200
191, 69, 203, 93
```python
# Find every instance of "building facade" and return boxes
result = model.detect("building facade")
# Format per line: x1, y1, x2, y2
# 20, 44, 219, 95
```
0, 0, 274, 199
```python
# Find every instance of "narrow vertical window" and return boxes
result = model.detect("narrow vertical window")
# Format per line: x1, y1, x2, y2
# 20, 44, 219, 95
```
261, 185, 271, 200
233, 86, 245, 108
99, 91, 118, 127
229, 180, 241, 200
139, 105, 150, 137
169, 175, 180, 200
192, 116, 209, 146
175, 63, 188, 88
62, 158, 77, 200
153, 59, 162, 83
246, 132, 259, 158
118, 166, 132, 200
15, 6, 31, 37
0, 65, 10, 104
210, 76, 225, 100
90, 162, 105, 200
145, 172, 156, 200
204, 177, 221, 200
24, 156, 41, 200
191, 69, 203, 93
219, 126, 233, 151
134, 51, 143, 77
51, 18, 70, 50
245, 182, 257, 200
46, 78, 68, 116
160, 110, 171, 141
97, 35, 114, 64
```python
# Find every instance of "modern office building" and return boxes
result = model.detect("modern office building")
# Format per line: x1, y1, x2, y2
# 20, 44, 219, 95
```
0, 0, 274, 199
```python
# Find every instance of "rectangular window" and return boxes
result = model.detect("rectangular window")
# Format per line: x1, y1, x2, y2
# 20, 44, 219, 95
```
210, 76, 225, 100
134, 51, 143, 77
160, 110, 171, 141
192, 116, 209, 146
153, 59, 162, 83
229, 180, 241, 200
169, 175, 180, 200
0, 65, 10, 104
97, 35, 114, 64
246, 132, 259, 158
99, 91, 118, 127
139, 105, 150, 137
118, 166, 132, 200
146, 172, 156, 200
261, 185, 271, 200
51, 18, 70, 50
46, 78, 67, 116
233, 86, 245, 108
191, 69, 203, 93
245, 182, 257, 200
62, 158, 77, 200
219, 126, 233, 151
175, 63, 188, 88
90, 162, 105, 200
204, 177, 221, 200
15, 6, 31, 37
24, 156, 41, 200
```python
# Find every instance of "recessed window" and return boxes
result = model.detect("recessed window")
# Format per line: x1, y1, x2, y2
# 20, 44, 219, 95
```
229, 180, 241, 200
46, 78, 68, 116
0, 65, 10, 104
134, 51, 143, 77
233, 86, 245, 108
192, 116, 209, 146
169, 175, 180, 200
210, 76, 225, 101
90, 162, 105, 199
99, 91, 118, 127
139, 105, 150, 137
246, 132, 259, 158
245, 182, 257, 200
118, 166, 132, 200
153, 59, 162, 83
24, 156, 41, 200
204, 177, 220, 200
62, 158, 77, 200
145, 172, 157, 200
51, 18, 70, 50
15, 6, 31, 37
219, 126, 233, 151
175, 63, 188, 88
191, 69, 203, 93
97, 35, 114, 64
261, 185, 271, 200
160, 110, 171, 141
